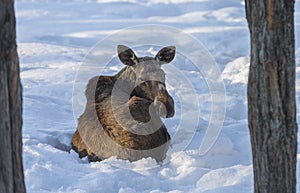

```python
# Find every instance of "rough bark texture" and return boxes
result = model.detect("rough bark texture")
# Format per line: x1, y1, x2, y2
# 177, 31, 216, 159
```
245, 0, 297, 193
0, 0, 26, 192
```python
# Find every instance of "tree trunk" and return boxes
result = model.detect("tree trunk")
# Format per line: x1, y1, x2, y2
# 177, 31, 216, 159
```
245, 0, 297, 193
0, 0, 26, 192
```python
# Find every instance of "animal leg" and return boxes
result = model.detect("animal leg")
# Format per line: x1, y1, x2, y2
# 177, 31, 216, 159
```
71, 130, 104, 162
71, 130, 93, 158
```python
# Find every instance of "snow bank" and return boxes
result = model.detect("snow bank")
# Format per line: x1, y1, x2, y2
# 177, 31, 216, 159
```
16, 0, 300, 192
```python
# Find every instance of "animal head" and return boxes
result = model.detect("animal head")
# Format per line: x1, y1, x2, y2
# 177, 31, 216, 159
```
117, 45, 175, 118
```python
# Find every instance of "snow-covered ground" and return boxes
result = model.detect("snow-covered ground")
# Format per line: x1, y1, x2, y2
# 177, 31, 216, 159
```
16, 0, 300, 192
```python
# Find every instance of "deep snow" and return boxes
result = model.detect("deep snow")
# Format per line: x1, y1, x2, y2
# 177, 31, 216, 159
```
16, 0, 300, 192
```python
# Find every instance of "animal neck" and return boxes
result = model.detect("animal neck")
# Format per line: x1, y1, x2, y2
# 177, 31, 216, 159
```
95, 66, 170, 150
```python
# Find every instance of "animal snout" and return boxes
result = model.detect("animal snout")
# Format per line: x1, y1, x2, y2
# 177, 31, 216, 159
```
154, 96, 174, 118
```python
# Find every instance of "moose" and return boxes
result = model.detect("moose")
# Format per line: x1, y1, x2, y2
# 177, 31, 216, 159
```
71, 45, 176, 162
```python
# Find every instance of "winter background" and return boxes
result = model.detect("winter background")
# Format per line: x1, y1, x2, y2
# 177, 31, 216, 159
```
16, 0, 300, 192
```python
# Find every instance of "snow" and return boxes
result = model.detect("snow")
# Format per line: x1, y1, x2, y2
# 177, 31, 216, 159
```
15, 0, 300, 193
222, 57, 249, 84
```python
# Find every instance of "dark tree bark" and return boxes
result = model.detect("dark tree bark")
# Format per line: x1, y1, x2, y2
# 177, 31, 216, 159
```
245, 0, 297, 193
0, 0, 26, 192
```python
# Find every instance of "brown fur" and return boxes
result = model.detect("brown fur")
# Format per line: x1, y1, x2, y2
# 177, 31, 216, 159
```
71, 45, 176, 162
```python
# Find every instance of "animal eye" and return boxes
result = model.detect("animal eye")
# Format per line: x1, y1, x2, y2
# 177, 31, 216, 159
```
158, 83, 166, 91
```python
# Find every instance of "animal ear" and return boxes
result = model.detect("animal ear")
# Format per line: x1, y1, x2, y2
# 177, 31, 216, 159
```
155, 46, 176, 64
117, 45, 138, 66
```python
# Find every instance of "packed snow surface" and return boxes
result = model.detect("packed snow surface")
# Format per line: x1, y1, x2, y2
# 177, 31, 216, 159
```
16, 0, 300, 192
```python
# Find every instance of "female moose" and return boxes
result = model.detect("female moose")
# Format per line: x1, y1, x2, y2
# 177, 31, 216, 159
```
72, 45, 176, 162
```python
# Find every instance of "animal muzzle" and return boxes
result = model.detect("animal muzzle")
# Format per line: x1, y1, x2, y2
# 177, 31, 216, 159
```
154, 96, 175, 118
